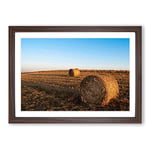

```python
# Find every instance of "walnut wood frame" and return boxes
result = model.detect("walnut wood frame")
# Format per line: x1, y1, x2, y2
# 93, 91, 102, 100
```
9, 26, 142, 123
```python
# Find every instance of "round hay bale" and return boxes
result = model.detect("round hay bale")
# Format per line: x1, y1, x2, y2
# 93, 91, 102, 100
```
69, 68, 80, 77
80, 75, 119, 105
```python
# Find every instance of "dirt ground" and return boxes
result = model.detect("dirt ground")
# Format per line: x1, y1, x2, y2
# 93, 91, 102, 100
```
21, 70, 129, 111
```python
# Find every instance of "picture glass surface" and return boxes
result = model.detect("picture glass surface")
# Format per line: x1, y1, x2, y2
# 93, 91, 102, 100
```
15, 32, 135, 117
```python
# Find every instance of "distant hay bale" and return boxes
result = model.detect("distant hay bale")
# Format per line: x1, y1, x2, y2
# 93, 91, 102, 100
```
80, 75, 119, 105
69, 68, 80, 77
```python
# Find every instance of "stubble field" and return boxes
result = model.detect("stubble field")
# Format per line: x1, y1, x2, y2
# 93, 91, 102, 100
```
21, 70, 129, 111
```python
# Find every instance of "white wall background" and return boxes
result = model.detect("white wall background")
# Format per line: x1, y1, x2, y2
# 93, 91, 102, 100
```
0, 0, 148, 150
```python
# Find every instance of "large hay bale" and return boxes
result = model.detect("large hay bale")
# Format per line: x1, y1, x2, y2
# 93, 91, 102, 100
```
69, 68, 80, 77
80, 75, 119, 105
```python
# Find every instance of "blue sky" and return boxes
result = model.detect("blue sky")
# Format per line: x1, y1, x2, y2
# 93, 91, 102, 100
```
21, 38, 129, 72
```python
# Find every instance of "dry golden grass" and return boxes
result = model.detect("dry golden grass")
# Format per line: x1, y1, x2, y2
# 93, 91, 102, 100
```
21, 70, 129, 111
80, 75, 119, 105
69, 68, 80, 77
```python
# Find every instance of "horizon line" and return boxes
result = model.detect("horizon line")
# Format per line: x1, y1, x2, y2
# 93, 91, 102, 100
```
21, 69, 130, 73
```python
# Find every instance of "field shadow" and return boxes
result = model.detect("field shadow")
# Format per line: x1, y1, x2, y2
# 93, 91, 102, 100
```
31, 74, 67, 77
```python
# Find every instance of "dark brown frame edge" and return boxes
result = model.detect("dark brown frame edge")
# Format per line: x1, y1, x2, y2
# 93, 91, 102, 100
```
9, 26, 142, 123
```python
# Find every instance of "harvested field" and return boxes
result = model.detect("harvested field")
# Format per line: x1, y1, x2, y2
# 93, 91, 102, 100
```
21, 70, 129, 111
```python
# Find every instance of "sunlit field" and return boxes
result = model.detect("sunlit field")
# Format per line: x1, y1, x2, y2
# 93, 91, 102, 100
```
21, 70, 129, 111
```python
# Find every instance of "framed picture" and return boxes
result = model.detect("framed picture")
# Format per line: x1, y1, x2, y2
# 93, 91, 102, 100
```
9, 26, 142, 123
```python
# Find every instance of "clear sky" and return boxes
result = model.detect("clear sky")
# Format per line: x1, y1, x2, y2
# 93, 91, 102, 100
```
21, 38, 129, 72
